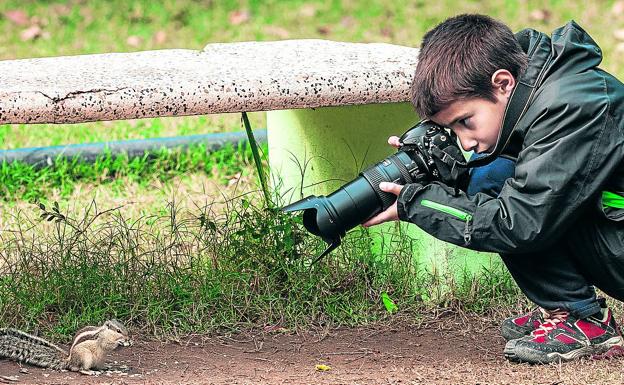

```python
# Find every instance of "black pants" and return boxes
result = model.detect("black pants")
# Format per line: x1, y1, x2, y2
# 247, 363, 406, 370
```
469, 156, 624, 318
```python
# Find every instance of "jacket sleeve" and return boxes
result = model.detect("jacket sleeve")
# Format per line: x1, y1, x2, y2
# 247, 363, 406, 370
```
397, 85, 624, 254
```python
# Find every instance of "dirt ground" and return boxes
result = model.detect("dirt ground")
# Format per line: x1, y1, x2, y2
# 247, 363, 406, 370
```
2, 314, 624, 385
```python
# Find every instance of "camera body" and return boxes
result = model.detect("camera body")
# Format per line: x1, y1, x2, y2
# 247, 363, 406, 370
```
282, 120, 468, 261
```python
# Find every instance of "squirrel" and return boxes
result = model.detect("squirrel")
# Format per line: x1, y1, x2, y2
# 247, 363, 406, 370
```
0, 319, 132, 375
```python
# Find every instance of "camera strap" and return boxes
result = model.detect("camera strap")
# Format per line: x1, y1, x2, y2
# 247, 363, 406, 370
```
429, 145, 470, 194
466, 31, 551, 168
466, 81, 533, 168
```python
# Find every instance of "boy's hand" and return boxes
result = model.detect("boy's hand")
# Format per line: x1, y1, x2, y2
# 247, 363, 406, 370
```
362, 182, 403, 227
388, 136, 401, 148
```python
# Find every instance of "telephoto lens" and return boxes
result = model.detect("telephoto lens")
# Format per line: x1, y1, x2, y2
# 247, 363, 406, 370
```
282, 120, 468, 261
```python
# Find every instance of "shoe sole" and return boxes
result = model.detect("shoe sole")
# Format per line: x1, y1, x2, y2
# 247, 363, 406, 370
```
503, 339, 523, 363
504, 336, 624, 364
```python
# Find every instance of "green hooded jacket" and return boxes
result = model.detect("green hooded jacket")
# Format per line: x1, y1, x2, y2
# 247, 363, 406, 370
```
397, 21, 624, 253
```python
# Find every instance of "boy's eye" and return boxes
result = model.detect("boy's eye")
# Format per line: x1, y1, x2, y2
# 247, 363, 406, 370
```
459, 117, 471, 127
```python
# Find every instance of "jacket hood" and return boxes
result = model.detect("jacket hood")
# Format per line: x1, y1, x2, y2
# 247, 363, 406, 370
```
467, 21, 603, 168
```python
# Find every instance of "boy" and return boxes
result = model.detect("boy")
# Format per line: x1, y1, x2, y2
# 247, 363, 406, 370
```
363, 14, 624, 364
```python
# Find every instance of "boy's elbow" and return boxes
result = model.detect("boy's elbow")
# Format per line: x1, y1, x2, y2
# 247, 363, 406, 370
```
494, 224, 557, 254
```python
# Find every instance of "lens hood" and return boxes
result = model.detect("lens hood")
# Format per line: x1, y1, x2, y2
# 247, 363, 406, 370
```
282, 196, 343, 262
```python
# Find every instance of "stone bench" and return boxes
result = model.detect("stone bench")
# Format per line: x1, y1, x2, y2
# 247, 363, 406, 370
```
0, 40, 416, 123
0, 40, 495, 277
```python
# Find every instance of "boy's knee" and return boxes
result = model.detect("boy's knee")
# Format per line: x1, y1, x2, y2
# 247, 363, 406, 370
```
467, 156, 515, 197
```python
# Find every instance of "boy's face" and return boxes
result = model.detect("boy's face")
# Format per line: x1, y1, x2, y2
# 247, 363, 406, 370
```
431, 96, 506, 154
430, 69, 514, 154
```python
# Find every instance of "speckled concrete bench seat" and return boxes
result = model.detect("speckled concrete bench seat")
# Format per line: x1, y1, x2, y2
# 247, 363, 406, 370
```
0, 40, 419, 124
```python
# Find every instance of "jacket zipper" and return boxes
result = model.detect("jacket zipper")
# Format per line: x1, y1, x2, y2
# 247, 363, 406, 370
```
420, 199, 473, 245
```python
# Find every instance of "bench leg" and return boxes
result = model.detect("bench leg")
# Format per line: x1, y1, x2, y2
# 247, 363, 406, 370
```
266, 102, 498, 290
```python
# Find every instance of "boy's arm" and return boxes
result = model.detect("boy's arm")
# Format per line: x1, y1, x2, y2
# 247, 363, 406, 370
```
397, 90, 624, 254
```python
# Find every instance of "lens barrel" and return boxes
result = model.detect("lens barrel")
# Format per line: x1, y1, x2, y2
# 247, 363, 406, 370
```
283, 151, 416, 244
281, 120, 454, 261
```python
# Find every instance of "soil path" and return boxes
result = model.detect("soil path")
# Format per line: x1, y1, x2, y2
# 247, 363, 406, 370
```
2, 315, 623, 384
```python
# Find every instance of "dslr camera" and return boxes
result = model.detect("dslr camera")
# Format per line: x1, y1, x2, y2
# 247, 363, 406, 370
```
282, 120, 469, 261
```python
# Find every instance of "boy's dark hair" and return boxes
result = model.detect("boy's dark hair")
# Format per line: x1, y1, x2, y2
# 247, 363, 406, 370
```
411, 14, 528, 118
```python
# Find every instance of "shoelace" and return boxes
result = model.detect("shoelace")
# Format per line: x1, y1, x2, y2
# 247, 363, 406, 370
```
531, 308, 569, 337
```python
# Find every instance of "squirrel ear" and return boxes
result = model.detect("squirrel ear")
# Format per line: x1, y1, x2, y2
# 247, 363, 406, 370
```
104, 319, 124, 333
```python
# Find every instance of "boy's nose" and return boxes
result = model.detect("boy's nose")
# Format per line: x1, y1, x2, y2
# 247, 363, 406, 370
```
459, 137, 477, 152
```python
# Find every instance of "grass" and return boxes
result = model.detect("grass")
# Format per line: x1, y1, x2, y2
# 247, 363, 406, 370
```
0, 141, 262, 203
0, 184, 526, 337
1, 0, 619, 336
0, 125, 527, 337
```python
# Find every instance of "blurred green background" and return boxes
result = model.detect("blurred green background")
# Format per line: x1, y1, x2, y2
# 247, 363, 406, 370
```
0, 0, 622, 149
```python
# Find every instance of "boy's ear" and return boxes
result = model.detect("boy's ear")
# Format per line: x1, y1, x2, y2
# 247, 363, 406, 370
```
491, 69, 515, 98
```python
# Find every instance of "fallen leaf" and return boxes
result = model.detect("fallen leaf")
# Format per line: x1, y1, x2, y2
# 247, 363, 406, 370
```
3, 10, 29, 26
227, 172, 242, 186
340, 16, 355, 28
613, 1, 624, 16
126, 35, 143, 47
153, 30, 167, 45
380, 25, 394, 38
80, 7, 94, 25
529, 9, 551, 22
317, 25, 331, 35
299, 4, 317, 18
20, 25, 42, 41
228, 9, 250, 25
592, 344, 624, 359
30, 16, 47, 27
315, 364, 331, 371
50, 4, 72, 17
263, 324, 288, 333
264, 26, 290, 39
381, 292, 398, 313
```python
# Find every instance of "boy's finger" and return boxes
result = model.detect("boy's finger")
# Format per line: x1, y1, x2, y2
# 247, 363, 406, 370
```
388, 136, 401, 148
379, 182, 403, 195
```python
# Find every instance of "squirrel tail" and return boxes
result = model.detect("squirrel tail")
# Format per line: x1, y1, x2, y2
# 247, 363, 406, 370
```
0, 328, 68, 370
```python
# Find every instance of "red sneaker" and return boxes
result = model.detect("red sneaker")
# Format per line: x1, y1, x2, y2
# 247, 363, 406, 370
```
504, 307, 624, 364
501, 307, 545, 341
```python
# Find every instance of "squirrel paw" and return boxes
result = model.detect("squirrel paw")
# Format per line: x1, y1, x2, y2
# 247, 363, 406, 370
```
79, 369, 100, 376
